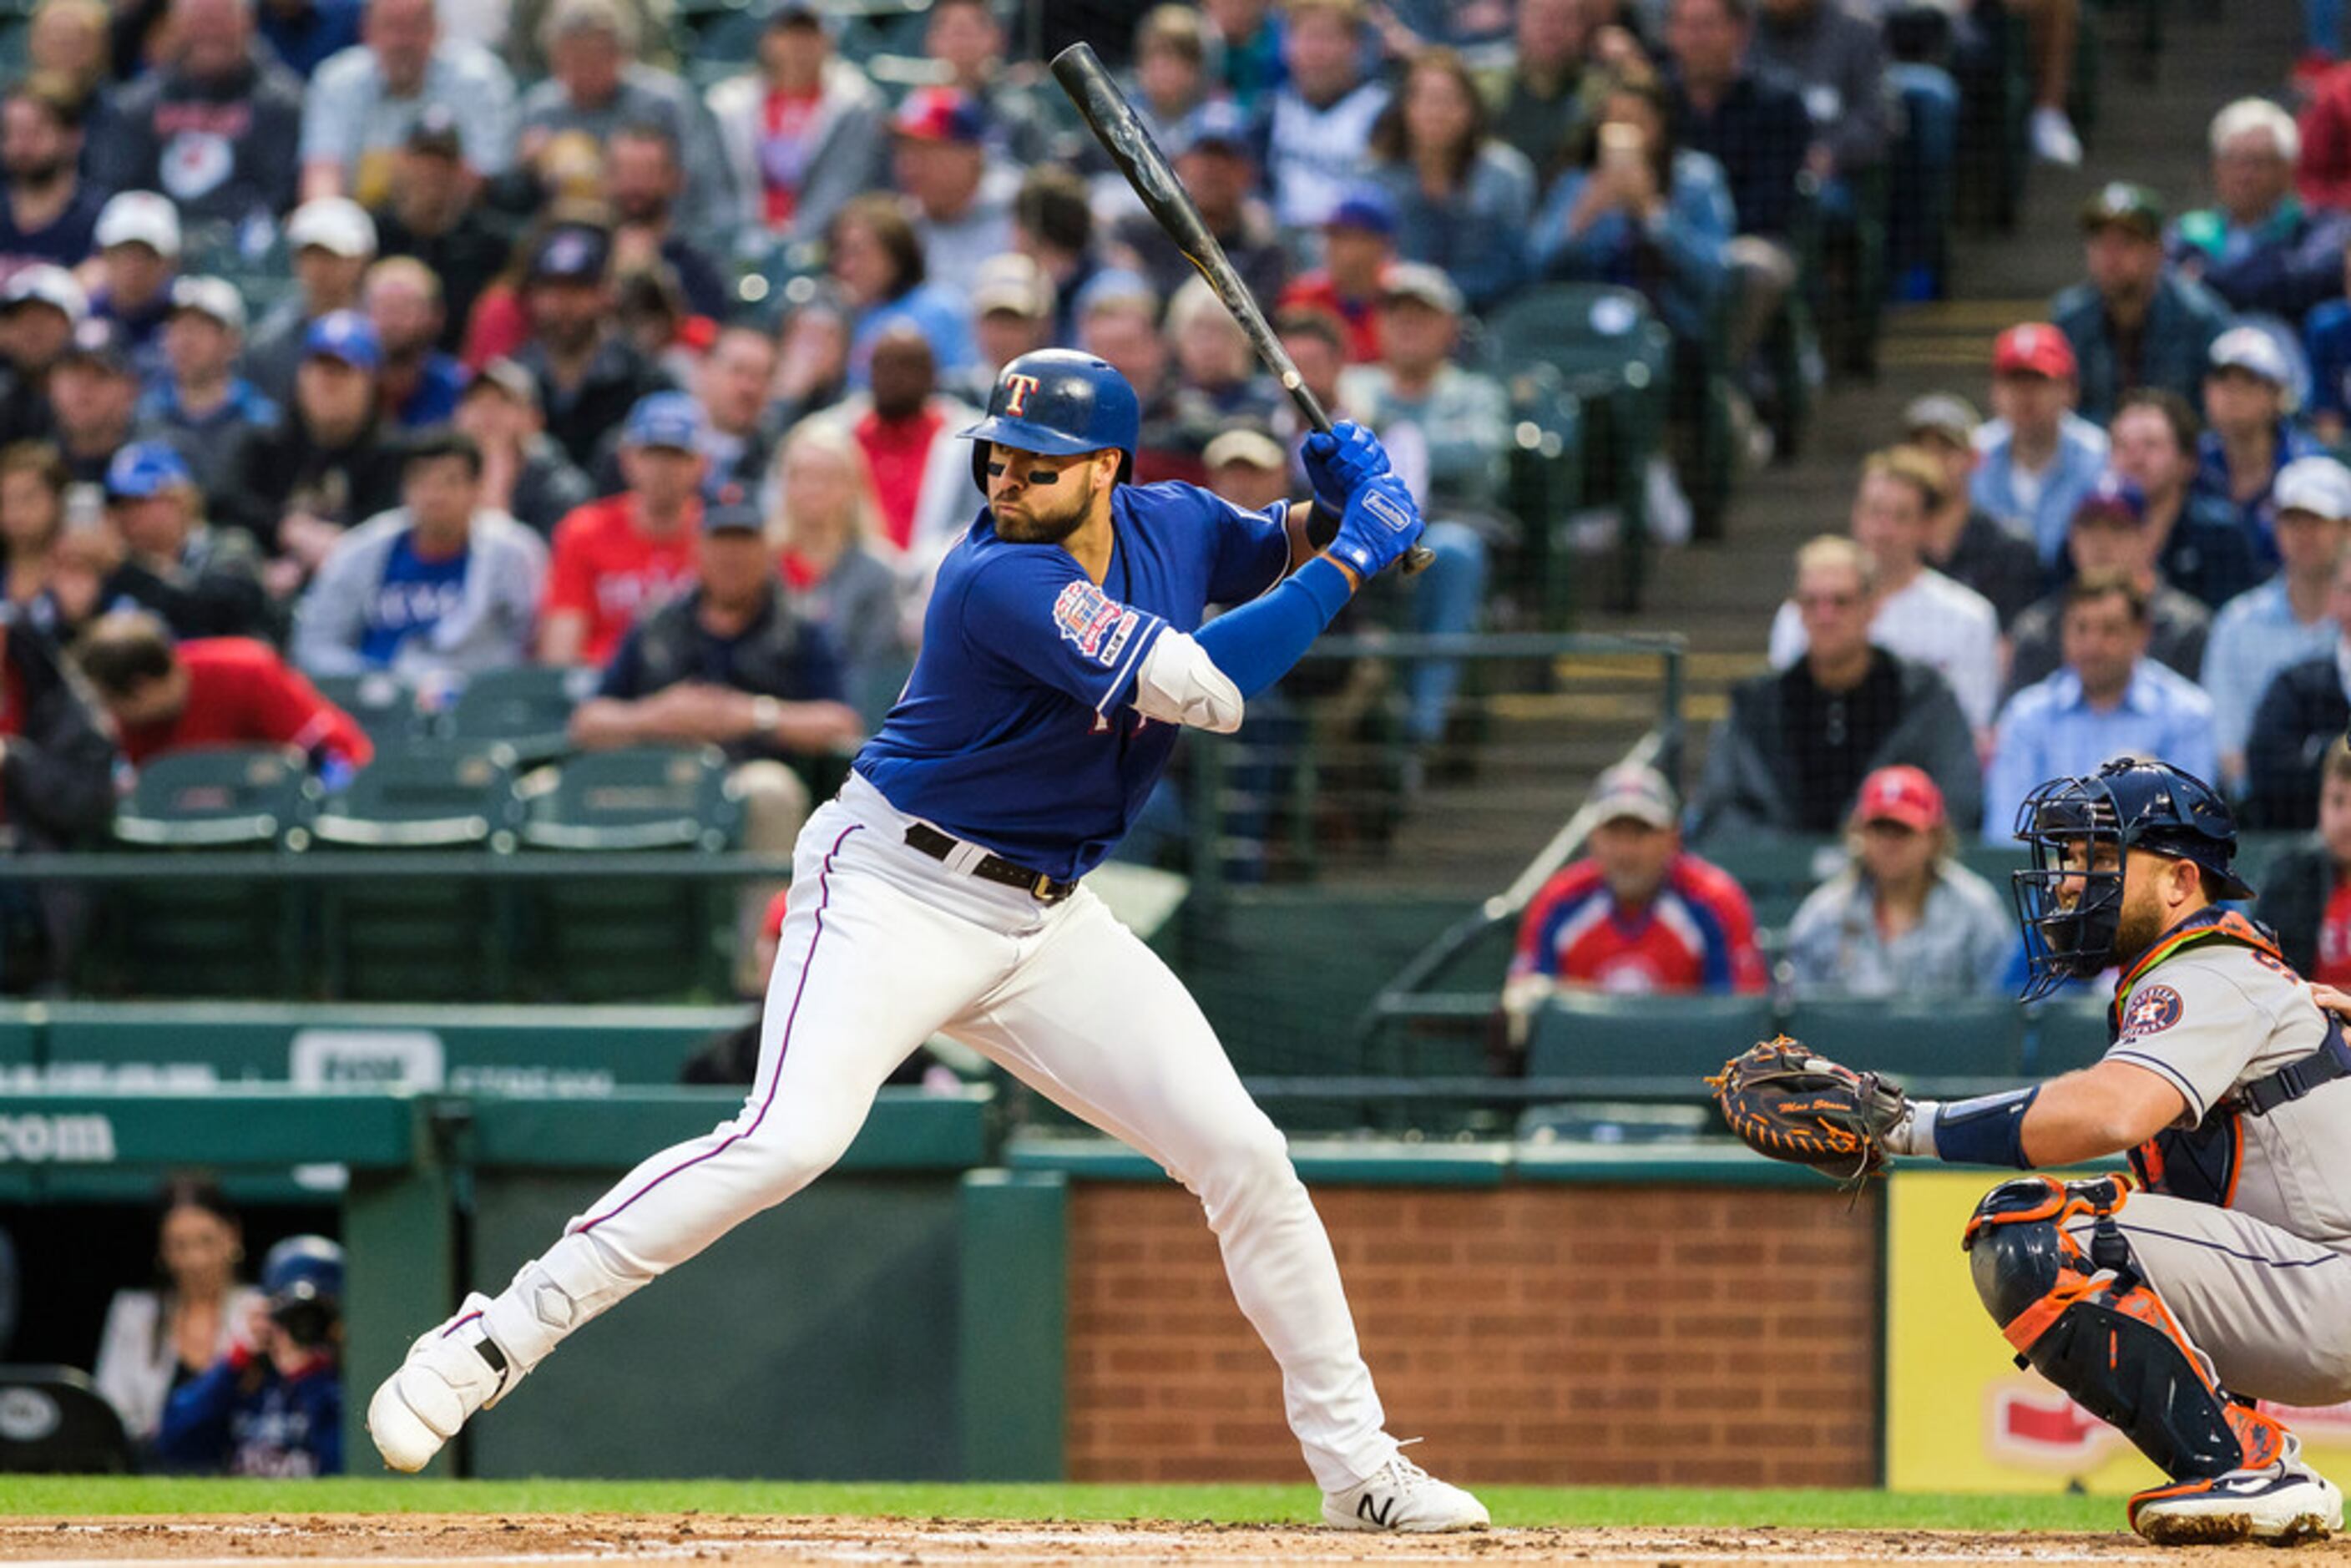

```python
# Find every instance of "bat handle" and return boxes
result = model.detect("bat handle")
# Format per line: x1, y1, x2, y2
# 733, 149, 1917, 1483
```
1284, 375, 1436, 578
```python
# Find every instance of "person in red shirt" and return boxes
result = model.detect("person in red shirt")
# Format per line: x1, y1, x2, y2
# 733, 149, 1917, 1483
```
705, 1, 889, 250
2257, 737, 2351, 985
832, 322, 980, 566
1276, 187, 1397, 365
1504, 761, 1767, 1031
538, 391, 707, 666
72, 611, 372, 776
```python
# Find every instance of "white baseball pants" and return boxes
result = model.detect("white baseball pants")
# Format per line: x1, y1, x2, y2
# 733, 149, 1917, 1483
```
477, 773, 1400, 1491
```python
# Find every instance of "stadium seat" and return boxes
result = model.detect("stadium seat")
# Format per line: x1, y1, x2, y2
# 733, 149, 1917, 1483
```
311, 746, 521, 851
310, 671, 427, 749
1524, 990, 1777, 1091
1782, 994, 2026, 1086
0, 1367, 132, 1473
446, 665, 599, 764
518, 746, 741, 852
112, 746, 319, 849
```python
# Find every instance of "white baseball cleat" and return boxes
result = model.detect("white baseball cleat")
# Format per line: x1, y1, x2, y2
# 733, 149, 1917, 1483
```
1322, 1452, 1489, 1532
2130, 1440, 2343, 1546
367, 1293, 513, 1473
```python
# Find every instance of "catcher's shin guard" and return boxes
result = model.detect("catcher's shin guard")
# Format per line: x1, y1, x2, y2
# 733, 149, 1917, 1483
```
1962, 1176, 2255, 1483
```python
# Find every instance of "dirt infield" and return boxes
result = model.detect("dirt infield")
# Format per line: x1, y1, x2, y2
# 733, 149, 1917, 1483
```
5, 1515, 2348, 1567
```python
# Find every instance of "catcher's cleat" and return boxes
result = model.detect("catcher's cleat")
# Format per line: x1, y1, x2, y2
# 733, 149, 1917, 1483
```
2130, 1424, 2342, 1546
1322, 1452, 1489, 1532
367, 1293, 513, 1472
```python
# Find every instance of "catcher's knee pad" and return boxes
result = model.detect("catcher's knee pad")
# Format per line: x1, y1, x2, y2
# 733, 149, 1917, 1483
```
1962, 1175, 2251, 1481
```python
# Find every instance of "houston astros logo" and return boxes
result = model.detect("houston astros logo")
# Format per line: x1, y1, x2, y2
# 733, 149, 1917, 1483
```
1001, 372, 1042, 415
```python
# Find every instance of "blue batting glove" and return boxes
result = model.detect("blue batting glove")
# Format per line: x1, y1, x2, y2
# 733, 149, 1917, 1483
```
1326, 473, 1425, 579
1302, 421, 1391, 515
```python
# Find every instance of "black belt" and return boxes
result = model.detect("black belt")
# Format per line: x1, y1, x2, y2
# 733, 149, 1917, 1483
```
903, 823, 1077, 903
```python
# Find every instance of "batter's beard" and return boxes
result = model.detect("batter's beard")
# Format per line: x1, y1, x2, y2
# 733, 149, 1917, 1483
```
992, 500, 1088, 544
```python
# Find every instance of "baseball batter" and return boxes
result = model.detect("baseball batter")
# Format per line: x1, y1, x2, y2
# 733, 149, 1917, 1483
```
1732, 756, 2351, 1544
367, 350, 1488, 1532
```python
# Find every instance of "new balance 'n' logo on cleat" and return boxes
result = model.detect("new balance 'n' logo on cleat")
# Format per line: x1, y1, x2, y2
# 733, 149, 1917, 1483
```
1322, 1453, 1489, 1533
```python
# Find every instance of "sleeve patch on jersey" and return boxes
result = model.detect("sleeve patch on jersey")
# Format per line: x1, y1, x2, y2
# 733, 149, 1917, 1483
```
2119, 984, 2183, 1040
1053, 579, 1133, 667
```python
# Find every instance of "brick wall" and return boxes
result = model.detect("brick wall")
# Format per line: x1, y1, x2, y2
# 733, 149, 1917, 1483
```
1065, 1182, 1880, 1485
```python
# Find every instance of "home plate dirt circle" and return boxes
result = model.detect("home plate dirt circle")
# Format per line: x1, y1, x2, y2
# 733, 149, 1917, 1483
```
5, 1516, 2342, 1567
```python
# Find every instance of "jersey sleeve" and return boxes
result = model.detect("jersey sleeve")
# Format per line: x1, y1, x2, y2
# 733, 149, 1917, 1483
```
251, 649, 375, 771
540, 511, 596, 618
959, 552, 1170, 720
1201, 488, 1296, 605
2104, 957, 2263, 1125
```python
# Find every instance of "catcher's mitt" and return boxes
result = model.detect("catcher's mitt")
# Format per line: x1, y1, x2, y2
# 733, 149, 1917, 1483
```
1706, 1036, 1909, 1184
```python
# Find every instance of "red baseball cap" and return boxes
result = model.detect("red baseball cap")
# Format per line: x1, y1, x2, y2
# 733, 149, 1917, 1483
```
893, 86, 987, 145
1853, 765, 1945, 832
1991, 323, 2076, 380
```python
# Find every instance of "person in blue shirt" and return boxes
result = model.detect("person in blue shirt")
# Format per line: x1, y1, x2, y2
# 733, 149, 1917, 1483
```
367, 350, 1491, 1536
138, 276, 280, 503
2194, 326, 2326, 566
361, 258, 465, 430
154, 1237, 344, 1478
0, 78, 105, 274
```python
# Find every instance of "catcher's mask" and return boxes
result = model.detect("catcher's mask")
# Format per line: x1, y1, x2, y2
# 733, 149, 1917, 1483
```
2010, 756, 2253, 1001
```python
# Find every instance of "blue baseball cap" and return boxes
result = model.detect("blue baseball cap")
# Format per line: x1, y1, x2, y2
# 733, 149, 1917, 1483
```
1324, 184, 1397, 236
1173, 100, 1254, 158
623, 390, 706, 452
303, 309, 382, 373
105, 440, 195, 499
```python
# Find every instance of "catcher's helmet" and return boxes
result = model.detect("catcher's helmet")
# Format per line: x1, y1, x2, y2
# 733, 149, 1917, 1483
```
958, 348, 1139, 489
2010, 756, 2254, 1000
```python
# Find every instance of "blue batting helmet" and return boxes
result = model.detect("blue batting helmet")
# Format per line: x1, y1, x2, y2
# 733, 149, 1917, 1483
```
2010, 756, 2254, 1000
260, 1234, 344, 1312
958, 349, 1139, 489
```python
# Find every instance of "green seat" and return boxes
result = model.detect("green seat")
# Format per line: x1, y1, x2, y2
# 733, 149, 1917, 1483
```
311, 746, 521, 850
310, 671, 426, 748
447, 665, 597, 763
1524, 991, 1777, 1092
518, 746, 741, 851
1782, 994, 2025, 1085
1501, 366, 1585, 630
114, 746, 318, 848
2028, 997, 2112, 1075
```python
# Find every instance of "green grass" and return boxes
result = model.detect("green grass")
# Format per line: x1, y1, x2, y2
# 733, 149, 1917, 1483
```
0, 1479, 2121, 1532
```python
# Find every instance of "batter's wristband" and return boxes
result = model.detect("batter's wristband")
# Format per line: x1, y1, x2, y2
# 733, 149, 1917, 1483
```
1307, 499, 1344, 549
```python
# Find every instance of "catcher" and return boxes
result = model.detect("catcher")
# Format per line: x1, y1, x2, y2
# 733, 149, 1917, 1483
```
1714, 756, 2351, 1545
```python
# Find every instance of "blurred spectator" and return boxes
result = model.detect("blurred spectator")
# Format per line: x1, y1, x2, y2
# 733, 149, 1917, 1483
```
48, 317, 140, 489
1507, 761, 1767, 1004
1368, 47, 1535, 313
0, 266, 84, 446
453, 356, 590, 539
139, 276, 279, 503
892, 86, 1015, 319
2052, 183, 2231, 427
1012, 167, 1105, 350
922, 0, 1053, 165
0, 444, 63, 621
1898, 394, 2041, 630
704, 0, 887, 251
773, 420, 907, 701
76, 609, 371, 771
768, 291, 851, 431
1696, 534, 1979, 840
1167, 275, 1286, 468
827, 322, 980, 567
2195, 325, 2324, 554
2010, 0, 2084, 164
1120, 5, 1215, 153
512, 221, 669, 470
91, 1179, 263, 1454
0, 77, 102, 272
299, 0, 517, 206
2251, 737, 2351, 981
605, 120, 730, 321
1784, 764, 2012, 997
1266, 0, 1388, 228
2003, 475, 2209, 701
1970, 323, 2110, 568
1983, 570, 2219, 837
369, 110, 508, 354
154, 1235, 345, 1476
1206, 0, 1285, 111
2108, 390, 2264, 613
0, 601, 115, 852
2298, 53, 2351, 211
1112, 104, 1288, 335
1531, 67, 1732, 346
2169, 98, 2351, 324
293, 427, 545, 678
245, 196, 378, 405
683, 321, 780, 508
222, 311, 407, 594
1272, 306, 1351, 476
2245, 548, 2351, 831
538, 389, 703, 665
90, 0, 303, 224
86, 193, 180, 377
2305, 250, 2351, 447
2202, 454, 2351, 788
1276, 185, 1396, 363
28, 0, 111, 108
1769, 447, 2000, 732
828, 193, 974, 390
363, 257, 463, 430
1749, 0, 1891, 188
1204, 425, 1295, 515
515, 0, 733, 242
48, 443, 270, 641
959, 254, 1054, 398
1483, 0, 1597, 185
1077, 275, 1186, 483
260, 0, 364, 80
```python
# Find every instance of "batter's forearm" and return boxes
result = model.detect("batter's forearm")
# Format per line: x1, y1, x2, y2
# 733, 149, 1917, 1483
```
1194, 556, 1354, 700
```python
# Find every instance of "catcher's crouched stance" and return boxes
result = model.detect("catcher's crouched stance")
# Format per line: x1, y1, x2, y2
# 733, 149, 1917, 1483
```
1716, 756, 2351, 1546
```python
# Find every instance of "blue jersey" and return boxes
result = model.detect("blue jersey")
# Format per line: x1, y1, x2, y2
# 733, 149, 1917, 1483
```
856, 482, 1292, 880
357, 532, 469, 667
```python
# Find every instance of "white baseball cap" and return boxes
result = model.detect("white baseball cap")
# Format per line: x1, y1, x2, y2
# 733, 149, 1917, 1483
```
285, 196, 378, 259
168, 274, 246, 333
2209, 325, 2293, 387
2276, 455, 2351, 522
94, 190, 181, 257
0, 264, 88, 322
